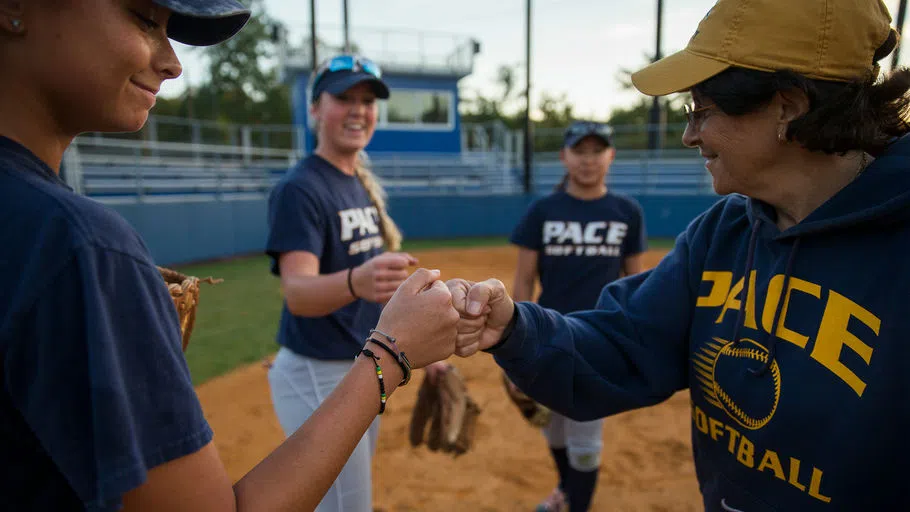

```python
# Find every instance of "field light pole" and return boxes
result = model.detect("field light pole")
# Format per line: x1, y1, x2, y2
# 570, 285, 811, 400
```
647, 0, 664, 151
310, 0, 318, 68
307, 0, 318, 154
342, 0, 351, 52
523, 0, 533, 195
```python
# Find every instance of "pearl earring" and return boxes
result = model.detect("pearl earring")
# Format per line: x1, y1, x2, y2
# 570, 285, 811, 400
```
11, 19, 21, 30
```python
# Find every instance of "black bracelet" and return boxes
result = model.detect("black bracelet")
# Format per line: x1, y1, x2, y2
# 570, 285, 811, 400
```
347, 267, 359, 299
360, 348, 386, 414
482, 303, 519, 354
367, 337, 411, 386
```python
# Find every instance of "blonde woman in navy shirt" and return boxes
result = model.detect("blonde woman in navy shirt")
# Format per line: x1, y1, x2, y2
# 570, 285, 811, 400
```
265, 54, 451, 512
510, 122, 646, 511
0, 3, 458, 511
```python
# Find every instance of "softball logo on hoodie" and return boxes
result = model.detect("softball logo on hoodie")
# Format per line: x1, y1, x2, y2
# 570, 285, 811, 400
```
689, 261, 882, 504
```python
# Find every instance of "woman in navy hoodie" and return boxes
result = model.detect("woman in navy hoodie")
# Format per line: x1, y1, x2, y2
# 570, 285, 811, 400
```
448, 0, 910, 510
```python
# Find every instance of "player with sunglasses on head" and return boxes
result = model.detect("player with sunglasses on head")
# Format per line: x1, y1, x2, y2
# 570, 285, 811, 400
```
265, 54, 451, 512
0, 6, 458, 510
509, 121, 646, 511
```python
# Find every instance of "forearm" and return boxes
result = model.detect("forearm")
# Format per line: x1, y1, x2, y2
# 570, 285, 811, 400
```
233, 356, 403, 511
493, 298, 687, 421
512, 276, 536, 303
283, 270, 356, 317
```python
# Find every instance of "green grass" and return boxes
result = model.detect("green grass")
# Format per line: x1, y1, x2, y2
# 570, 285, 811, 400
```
648, 238, 677, 250
178, 237, 675, 385
401, 236, 509, 251
176, 255, 282, 385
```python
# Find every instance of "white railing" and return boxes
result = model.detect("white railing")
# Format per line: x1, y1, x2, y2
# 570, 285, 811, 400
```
67, 116, 711, 203
276, 25, 480, 78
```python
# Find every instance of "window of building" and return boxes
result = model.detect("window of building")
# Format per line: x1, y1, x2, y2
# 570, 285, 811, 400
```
380, 90, 453, 130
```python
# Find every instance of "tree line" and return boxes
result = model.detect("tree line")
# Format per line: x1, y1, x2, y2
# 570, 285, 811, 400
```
148, 0, 688, 151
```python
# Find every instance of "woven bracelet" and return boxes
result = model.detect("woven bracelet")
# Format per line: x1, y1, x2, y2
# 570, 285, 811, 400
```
366, 337, 411, 387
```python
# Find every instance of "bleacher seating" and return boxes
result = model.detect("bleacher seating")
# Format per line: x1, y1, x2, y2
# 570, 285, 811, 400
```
78, 152, 712, 204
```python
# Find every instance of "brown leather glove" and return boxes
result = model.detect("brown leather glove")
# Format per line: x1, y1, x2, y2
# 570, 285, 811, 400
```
157, 266, 221, 352
408, 364, 481, 456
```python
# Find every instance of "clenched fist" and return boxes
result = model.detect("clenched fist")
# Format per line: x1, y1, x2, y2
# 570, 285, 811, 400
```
446, 278, 515, 357
351, 252, 418, 304
374, 269, 460, 368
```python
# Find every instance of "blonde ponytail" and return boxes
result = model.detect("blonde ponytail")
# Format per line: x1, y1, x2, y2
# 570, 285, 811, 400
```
354, 153, 402, 252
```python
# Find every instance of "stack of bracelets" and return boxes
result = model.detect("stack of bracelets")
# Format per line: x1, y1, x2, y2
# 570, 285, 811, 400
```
359, 328, 412, 414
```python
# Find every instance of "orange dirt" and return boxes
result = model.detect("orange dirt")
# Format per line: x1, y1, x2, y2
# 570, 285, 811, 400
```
194, 246, 701, 511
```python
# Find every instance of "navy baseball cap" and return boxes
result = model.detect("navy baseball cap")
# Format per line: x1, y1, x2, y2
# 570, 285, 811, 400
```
310, 55, 391, 102
564, 121, 614, 148
154, 0, 251, 47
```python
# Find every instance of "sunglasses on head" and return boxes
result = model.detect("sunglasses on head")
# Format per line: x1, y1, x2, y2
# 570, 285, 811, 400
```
311, 55, 382, 92
567, 122, 613, 138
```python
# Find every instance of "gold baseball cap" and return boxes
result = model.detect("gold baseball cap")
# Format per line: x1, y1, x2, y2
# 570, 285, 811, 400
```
632, 0, 898, 96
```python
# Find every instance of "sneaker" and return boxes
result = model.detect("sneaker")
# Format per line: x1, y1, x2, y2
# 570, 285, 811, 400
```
535, 487, 568, 512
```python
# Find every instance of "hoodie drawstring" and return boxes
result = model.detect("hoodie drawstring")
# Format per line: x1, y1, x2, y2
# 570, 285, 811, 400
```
729, 220, 761, 351
751, 237, 801, 376
730, 219, 802, 377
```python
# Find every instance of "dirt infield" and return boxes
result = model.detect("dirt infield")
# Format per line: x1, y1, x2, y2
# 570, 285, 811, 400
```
194, 245, 702, 511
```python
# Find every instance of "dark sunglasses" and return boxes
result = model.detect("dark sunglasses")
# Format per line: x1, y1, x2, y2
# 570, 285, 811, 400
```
311, 55, 382, 92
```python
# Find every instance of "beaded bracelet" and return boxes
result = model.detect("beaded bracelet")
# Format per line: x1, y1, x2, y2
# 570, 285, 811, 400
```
367, 336, 412, 387
360, 348, 386, 414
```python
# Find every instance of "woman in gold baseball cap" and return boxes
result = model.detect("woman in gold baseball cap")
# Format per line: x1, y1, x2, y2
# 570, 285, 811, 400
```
447, 0, 910, 510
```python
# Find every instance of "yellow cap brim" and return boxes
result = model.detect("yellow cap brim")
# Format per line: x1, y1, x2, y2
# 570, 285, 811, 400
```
631, 49, 732, 96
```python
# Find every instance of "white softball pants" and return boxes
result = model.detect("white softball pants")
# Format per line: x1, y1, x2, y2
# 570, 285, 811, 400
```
542, 411, 605, 471
267, 347, 380, 512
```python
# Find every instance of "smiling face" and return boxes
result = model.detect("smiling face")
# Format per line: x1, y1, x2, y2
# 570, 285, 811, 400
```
5, 0, 183, 135
310, 82, 378, 155
681, 94, 781, 196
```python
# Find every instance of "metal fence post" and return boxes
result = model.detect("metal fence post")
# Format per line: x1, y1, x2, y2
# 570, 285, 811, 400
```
242, 126, 253, 166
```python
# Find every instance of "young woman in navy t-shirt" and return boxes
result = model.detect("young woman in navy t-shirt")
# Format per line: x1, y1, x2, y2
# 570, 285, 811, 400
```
510, 121, 646, 511
0, 6, 457, 511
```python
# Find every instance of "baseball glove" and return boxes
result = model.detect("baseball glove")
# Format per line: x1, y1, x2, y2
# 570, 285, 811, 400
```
157, 266, 222, 352
409, 364, 481, 456
502, 372, 551, 428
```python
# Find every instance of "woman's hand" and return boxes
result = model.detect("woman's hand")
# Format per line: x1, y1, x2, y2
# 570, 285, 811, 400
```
373, 269, 459, 368
351, 252, 418, 304
446, 278, 515, 357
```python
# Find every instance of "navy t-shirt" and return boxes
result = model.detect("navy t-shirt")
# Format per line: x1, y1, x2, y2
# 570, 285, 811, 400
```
0, 137, 212, 511
266, 155, 384, 360
510, 191, 646, 314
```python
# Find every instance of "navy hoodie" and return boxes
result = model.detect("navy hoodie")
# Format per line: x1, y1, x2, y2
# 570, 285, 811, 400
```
492, 136, 910, 511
